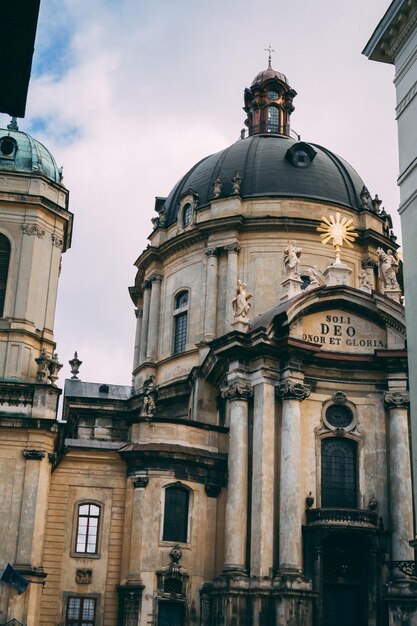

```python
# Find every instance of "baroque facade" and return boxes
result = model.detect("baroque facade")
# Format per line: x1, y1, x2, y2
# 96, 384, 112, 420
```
0, 61, 417, 626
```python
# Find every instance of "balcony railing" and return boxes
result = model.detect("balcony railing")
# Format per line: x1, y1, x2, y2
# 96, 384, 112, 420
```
306, 508, 378, 529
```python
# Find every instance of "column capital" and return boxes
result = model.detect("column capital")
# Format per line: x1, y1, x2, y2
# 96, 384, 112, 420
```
276, 381, 311, 401
142, 279, 152, 289
225, 242, 241, 254
135, 308, 143, 318
384, 391, 410, 409
361, 257, 378, 269
205, 247, 219, 257
221, 382, 253, 401
132, 474, 149, 489
150, 273, 163, 283
23, 449, 45, 460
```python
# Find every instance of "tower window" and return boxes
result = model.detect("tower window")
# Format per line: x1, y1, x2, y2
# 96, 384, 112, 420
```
75, 503, 101, 554
267, 106, 280, 133
173, 291, 189, 354
182, 203, 193, 227
0, 234, 10, 317
267, 90, 279, 100
66, 597, 96, 626
162, 484, 190, 543
321, 438, 357, 508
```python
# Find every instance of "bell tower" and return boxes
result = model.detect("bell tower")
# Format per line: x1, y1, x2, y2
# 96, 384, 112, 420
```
244, 49, 297, 137
0, 118, 73, 626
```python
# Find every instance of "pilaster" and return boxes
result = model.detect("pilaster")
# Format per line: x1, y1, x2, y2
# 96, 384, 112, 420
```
139, 280, 152, 365
225, 243, 240, 331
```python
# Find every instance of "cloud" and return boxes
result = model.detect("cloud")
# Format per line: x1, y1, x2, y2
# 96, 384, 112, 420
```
1, 0, 399, 387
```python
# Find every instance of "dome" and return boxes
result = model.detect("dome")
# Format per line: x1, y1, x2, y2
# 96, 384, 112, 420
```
251, 67, 288, 86
163, 135, 366, 226
0, 122, 62, 184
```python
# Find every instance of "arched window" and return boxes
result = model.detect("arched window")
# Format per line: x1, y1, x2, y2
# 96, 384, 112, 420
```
182, 203, 193, 227
75, 503, 101, 554
321, 438, 357, 508
173, 291, 188, 355
267, 106, 280, 133
162, 484, 190, 543
0, 234, 11, 317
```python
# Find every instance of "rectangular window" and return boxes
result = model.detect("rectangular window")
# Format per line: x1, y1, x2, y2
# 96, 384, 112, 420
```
75, 503, 100, 554
162, 487, 189, 543
66, 597, 96, 626
173, 312, 187, 354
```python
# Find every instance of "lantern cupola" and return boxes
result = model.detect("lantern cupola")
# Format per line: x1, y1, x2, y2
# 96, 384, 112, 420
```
244, 51, 297, 137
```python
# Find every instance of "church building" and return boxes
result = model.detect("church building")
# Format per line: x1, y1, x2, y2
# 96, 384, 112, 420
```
0, 58, 416, 626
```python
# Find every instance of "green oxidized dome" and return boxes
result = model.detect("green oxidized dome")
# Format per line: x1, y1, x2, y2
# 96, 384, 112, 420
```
0, 119, 63, 184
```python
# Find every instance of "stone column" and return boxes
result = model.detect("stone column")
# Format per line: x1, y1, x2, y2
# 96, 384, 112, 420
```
138, 280, 152, 364
221, 382, 253, 574
146, 275, 162, 362
385, 391, 414, 562
127, 474, 148, 580
204, 247, 219, 341
276, 380, 311, 572
250, 379, 276, 577
132, 308, 143, 371
225, 243, 240, 331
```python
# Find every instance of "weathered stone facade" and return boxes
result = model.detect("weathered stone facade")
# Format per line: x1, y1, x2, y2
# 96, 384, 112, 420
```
1, 64, 416, 626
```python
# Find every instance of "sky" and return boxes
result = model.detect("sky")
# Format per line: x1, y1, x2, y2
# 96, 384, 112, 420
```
0, 0, 399, 388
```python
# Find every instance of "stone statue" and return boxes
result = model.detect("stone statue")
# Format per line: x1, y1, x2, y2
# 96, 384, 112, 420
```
231, 172, 242, 195
358, 269, 371, 289
283, 241, 302, 279
141, 375, 158, 417
213, 177, 222, 198
307, 266, 324, 288
377, 248, 400, 289
360, 185, 372, 211
232, 279, 252, 320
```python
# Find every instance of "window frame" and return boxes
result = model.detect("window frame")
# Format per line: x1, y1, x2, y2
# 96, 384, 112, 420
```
320, 436, 358, 509
266, 105, 280, 134
172, 290, 189, 355
65, 595, 98, 626
0, 232, 11, 318
72, 501, 102, 558
161, 482, 191, 545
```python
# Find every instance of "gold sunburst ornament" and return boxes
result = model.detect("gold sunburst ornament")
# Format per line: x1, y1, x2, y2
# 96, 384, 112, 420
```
317, 212, 358, 264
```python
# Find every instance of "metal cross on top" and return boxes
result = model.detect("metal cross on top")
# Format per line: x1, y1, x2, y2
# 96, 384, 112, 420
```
265, 44, 275, 69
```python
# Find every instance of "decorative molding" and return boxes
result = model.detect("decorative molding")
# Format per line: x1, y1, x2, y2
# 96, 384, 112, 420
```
224, 242, 241, 254
23, 449, 45, 460
132, 475, 149, 489
276, 381, 311, 402
205, 484, 221, 498
361, 257, 377, 270
75, 568, 92, 584
384, 391, 410, 409
332, 391, 347, 405
205, 247, 219, 257
52, 233, 64, 249
221, 382, 253, 401
22, 223, 45, 238
0, 385, 33, 407
396, 78, 417, 118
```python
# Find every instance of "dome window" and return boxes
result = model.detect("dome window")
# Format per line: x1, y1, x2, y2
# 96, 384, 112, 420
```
0, 136, 17, 159
182, 203, 193, 227
285, 141, 317, 168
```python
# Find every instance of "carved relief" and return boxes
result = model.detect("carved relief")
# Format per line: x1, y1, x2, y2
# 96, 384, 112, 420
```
384, 391, 410, 409
221, 382, 253, 401
23, 449, 46, 460
75, 569, 92, 584
52, 233, 64, 249
22, 223, 45, 238
276, 381, 311, 401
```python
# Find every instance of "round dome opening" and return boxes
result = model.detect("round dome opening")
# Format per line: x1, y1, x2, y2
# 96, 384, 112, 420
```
0, 137, 15, 156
